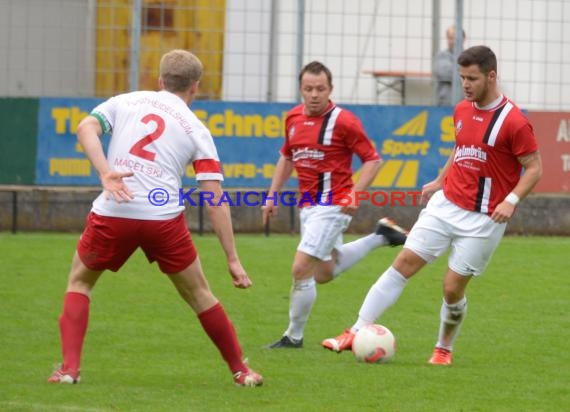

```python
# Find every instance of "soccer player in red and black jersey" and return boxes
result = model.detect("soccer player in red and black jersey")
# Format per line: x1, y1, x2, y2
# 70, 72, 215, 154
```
322, 46, 542, 364
262, 61, 408, 349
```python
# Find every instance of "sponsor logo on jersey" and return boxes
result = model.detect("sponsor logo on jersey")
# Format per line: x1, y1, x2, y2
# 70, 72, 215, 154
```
456, 119, 463, 135
292, 147, 325, 161
454, 144, 487, 163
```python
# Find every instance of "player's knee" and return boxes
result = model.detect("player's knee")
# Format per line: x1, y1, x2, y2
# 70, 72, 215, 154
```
314, 272, 333, 284
392, 249, 425, 278
291, 258, 312, 279
291, 264, 309, 280
442, 288, 464, 305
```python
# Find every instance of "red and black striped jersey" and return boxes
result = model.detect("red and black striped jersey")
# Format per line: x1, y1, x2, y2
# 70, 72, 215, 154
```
444, 96, 538, 215
281, 101, 380, 207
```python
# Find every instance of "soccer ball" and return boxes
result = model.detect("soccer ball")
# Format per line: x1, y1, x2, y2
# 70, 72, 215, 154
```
352, 324, 396, 363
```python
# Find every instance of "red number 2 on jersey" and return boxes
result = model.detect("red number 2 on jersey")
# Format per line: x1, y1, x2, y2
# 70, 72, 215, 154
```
129, 114, 165, 161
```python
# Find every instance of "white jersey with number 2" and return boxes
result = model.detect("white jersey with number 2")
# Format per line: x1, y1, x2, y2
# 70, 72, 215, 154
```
90, 90, 223, 220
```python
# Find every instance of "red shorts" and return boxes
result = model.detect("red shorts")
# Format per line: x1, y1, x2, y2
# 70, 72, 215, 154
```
77, 212, 197, 274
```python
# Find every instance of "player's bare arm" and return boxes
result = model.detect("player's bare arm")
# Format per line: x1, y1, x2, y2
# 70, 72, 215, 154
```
514, 151, 543, 198
340, 159, 382, 215
200, 179, 252, 289
421, 148, 455, 204
491, 151, 543, 223
77, 115, 134, 203
261, 155, 294, 224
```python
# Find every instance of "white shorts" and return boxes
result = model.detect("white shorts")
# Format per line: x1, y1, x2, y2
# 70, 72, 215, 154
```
405, 190, 506, 276
297, 205, 352, 261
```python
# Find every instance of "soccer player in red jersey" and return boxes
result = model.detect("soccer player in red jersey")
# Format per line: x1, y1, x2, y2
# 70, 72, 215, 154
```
262, 61, 408, 349
48, 50, 262, 386
322, 46, 542, 364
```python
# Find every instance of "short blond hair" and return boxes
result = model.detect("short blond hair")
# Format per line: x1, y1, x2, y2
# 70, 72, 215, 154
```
159, 50, 203, 92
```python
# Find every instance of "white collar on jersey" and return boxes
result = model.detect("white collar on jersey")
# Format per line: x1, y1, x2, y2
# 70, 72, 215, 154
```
474, 94, 504, 111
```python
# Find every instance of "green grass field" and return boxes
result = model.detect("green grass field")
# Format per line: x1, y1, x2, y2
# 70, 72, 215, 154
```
1, 233, 569, 411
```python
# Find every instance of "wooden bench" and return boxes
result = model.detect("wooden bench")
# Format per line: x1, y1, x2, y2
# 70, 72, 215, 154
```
363, 70, 431, 105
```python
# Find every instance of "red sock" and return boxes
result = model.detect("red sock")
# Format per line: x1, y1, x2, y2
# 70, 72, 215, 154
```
198, 303, 246, 375
59, 292, 90, 372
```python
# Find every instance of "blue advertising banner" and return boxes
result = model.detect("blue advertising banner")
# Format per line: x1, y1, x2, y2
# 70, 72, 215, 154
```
36, 98, 107, 185
35, 98, 454, 189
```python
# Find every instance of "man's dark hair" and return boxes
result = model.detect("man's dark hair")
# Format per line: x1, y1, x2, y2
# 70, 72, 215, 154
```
298, 61, 333, 87
457, 45, 497, 75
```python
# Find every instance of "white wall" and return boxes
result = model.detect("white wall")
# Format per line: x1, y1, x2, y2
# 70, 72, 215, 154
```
0, 0, 95, 97
222, 0, 570, 110
0, 0, 567, 110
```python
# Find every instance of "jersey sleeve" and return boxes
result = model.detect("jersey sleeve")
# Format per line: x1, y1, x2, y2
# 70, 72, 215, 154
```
343, 112, 381, 162
191, 126, 224, 181
280, 136, 291, 158
90, 96, 119, 134
511, 121, 539, 157
280, 113, 294, 159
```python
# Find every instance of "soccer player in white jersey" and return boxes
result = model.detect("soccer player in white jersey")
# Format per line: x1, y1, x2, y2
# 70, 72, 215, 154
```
48, 50, 262, 386
322, 46, 543, 364
262, 61, 408, 349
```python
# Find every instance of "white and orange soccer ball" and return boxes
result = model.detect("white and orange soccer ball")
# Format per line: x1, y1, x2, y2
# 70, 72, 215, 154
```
351, 324, 396, 363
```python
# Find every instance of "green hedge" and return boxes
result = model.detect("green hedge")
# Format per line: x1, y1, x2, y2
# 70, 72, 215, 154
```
0, 98, 38, 184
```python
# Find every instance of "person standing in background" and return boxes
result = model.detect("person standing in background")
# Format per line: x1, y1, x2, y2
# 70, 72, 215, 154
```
434, 25, 466, 106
